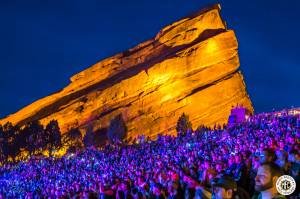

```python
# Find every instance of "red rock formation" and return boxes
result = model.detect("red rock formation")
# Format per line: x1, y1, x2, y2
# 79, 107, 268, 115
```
0, 4, 253, 138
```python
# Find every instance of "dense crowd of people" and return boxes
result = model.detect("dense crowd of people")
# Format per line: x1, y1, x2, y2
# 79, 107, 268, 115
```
0, 109, 299, 198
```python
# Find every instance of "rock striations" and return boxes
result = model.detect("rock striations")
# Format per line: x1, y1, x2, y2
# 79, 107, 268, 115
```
0, 4, 253, 139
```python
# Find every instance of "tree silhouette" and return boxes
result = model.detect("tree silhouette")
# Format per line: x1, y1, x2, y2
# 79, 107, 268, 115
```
45, 120, 62, 157
62, 128, 83, 153
1, 122, 21, 162
23, 121, 45, 156
0, 120, 59, 162
176, 113, 192, 136
0, 124, 6, 163
107, 114, 127, 143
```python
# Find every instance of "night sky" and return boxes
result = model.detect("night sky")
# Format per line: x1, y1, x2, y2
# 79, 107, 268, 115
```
1, 0, 299, 119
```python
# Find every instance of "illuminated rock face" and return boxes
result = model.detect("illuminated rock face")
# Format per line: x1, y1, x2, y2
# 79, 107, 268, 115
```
0, 4, 253, 138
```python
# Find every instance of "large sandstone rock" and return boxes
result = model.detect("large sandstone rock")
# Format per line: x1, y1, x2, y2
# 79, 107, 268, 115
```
0, 4, 253, 138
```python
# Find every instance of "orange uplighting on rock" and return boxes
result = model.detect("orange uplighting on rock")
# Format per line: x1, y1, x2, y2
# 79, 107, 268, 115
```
0, 4, 253, 139
205, 39, 219, 54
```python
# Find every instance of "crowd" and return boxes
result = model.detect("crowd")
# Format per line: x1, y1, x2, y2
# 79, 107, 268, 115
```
0, 109, 299, 198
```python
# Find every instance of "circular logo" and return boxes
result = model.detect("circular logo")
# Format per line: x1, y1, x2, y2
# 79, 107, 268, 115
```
276, 175, 296, 195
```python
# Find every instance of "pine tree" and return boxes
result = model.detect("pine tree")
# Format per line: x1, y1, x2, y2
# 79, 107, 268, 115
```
3, 122, 21, 162
45, 120, 62, 157
23, 121, 45, 156
176, 113, 192, 136
0, 125, 6, 163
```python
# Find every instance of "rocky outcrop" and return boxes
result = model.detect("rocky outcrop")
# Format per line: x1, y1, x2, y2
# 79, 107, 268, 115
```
0, 4, 253, 138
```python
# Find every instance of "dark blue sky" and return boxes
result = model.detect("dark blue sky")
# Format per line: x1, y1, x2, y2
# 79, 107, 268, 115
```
1, 0, 299, 118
